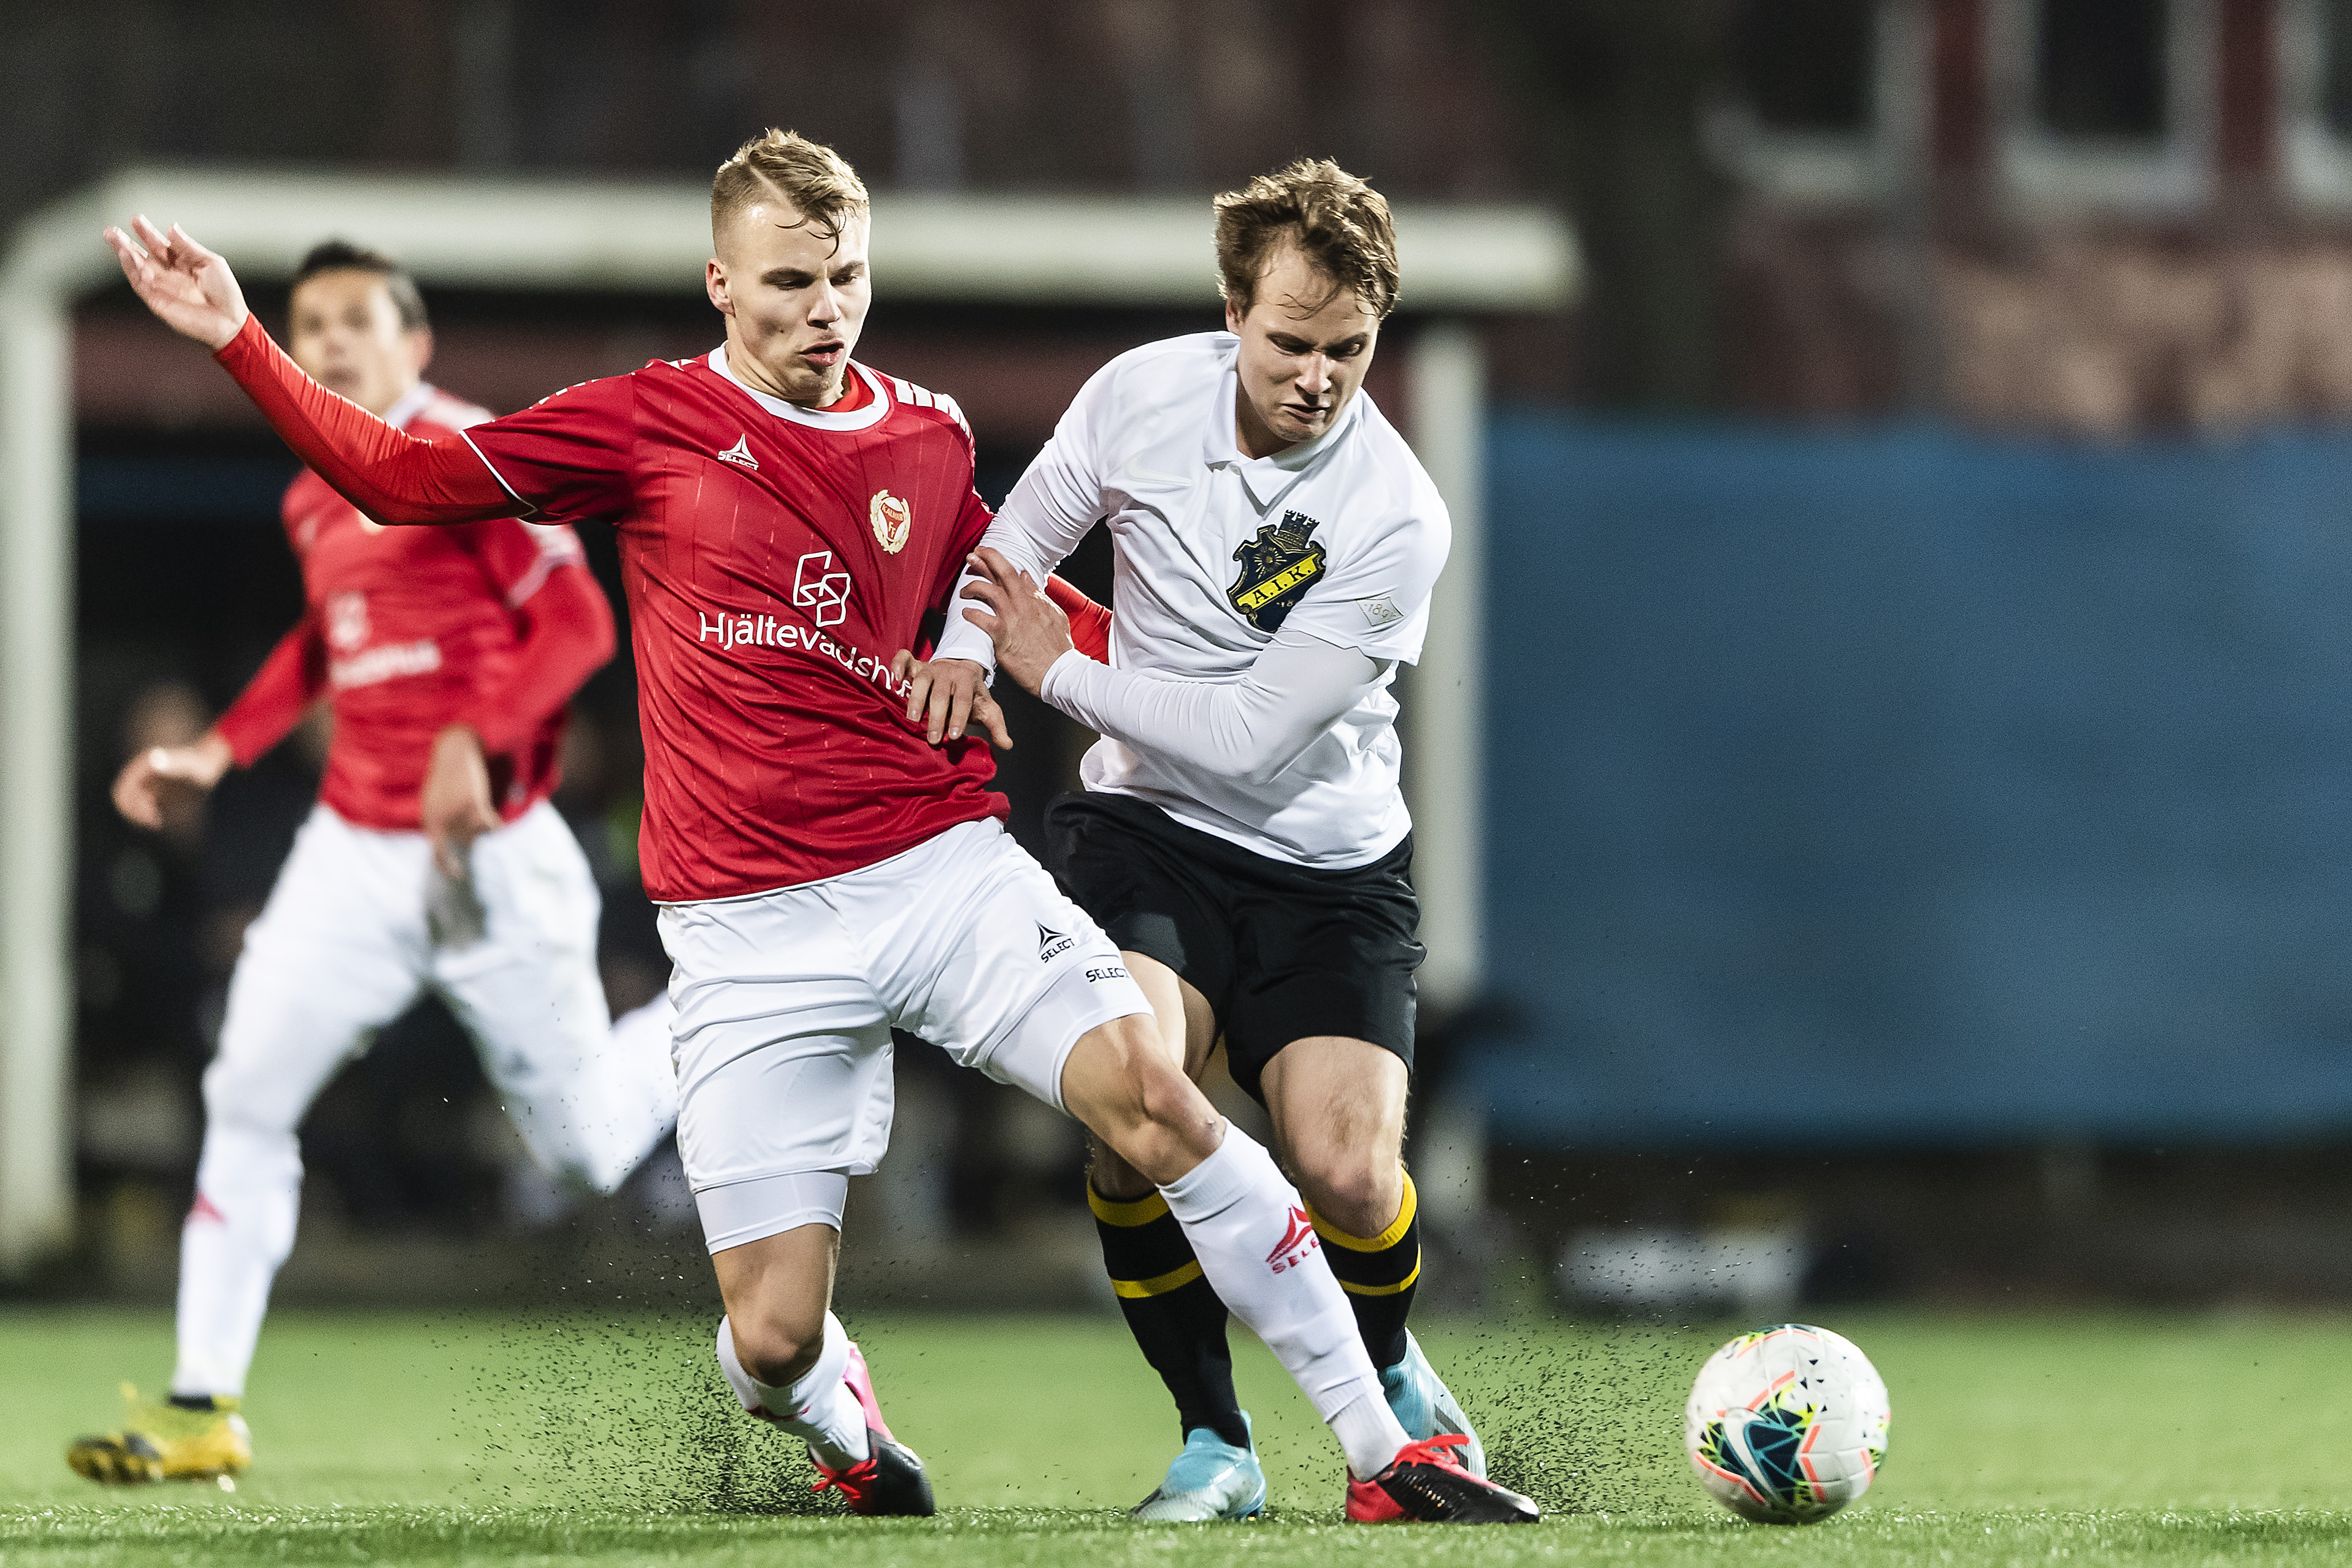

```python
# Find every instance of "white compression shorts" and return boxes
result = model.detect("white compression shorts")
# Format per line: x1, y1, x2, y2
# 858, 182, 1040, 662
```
659, 817, 1151, 1255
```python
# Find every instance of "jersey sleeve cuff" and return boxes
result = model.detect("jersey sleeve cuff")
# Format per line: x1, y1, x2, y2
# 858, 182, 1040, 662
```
1037, 647, 1096, 710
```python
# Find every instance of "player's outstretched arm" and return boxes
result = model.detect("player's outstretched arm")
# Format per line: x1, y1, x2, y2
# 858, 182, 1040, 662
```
112, 732, 232, 830
899, 573, 1102, 747
103, 216, 248, 350
118, 612, 329, 828
963, 547, 1380, 786
106, 217, 512, 528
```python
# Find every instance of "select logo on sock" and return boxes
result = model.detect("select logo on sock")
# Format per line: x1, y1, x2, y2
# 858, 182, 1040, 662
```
1267, 1204, 1321, 1275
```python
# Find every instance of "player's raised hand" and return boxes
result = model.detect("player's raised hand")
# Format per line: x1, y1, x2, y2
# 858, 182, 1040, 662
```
421, 724, 501, 880
102, 216, 249, 352
894, 651, 1013, 750
959, 548, 1074, 696
112, 733, 233, 830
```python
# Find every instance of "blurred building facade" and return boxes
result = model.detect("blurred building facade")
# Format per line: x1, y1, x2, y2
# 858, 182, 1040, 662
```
1724, 0, 2352, 435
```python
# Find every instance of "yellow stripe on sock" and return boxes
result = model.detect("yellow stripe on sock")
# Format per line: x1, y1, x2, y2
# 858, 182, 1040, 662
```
1337, 1253, 1422, 1297
1087, 1185, 1170, 1226
1110, 1259, 1205, 1299
1307, 1172, 1418, 1252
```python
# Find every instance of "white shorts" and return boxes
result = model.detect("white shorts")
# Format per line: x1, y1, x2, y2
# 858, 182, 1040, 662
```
209, 800, 641, 1184
659, 817, 1151, 1252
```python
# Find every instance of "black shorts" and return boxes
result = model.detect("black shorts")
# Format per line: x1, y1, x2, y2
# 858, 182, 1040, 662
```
1044, 790, 1421, 1105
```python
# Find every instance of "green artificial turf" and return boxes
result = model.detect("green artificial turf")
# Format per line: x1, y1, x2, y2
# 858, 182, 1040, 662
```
2, 1304, 2347, 1564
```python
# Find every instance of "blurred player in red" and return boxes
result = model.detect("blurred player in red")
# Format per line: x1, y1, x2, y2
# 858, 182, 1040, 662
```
68, 242, 679, 1488
98, 130, 1534, 1522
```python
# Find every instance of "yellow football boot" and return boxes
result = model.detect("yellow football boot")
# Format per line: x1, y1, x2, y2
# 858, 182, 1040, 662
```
67, 1385, 251, 1487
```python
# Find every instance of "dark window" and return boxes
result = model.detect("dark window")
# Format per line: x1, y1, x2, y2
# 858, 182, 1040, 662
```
2036, 0, 2169, 138
1736, 0, 1878, 133
2324, 0, 2352, 139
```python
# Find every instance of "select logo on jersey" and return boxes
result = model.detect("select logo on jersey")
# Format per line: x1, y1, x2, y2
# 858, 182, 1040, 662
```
1037, 923, 1075, 962
869, 489, 912, 554
1228, 510, 1326, 632
717, 435, 759, 471
1267, 1204, 1321, 1275
326, 591, 370, 653
793, 551, 851, 629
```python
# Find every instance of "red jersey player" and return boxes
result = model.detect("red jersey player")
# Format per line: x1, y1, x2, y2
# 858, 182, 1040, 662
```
99, 129, 1534, 1523
69, 243, 679, 1488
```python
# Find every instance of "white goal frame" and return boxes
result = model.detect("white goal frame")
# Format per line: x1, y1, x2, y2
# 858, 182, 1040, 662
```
0, 168, 1577, 1274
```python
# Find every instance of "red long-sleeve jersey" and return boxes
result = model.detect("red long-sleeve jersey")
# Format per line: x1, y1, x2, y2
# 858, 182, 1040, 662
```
212, 378, 614, 830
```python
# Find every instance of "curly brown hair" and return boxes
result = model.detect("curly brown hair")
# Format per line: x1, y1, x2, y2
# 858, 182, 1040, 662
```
710, 129, 869, 251
1214, 159, 1399, 321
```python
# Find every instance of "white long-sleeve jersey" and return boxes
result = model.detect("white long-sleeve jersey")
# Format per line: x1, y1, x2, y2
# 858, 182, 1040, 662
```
934, 331, 1449, 868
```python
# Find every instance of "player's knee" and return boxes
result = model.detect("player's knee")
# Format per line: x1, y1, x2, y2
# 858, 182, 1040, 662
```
1296, 1151, 1402, 1240
1073, 1033, 1220, 1179
731, 1310, 826, 1388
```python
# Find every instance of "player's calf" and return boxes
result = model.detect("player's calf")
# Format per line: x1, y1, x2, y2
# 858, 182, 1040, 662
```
1060, 1025, 1413, 1482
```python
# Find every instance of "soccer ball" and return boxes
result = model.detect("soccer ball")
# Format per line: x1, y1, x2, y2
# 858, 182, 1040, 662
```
1683, 1323, 1890, 1524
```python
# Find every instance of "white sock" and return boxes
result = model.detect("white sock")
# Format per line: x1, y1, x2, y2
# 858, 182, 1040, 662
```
1329, 1390, 1413, 1481
1158, 1128, 1407, 1478
713, 1312, 872, 1468
171, 1121, 304, 1400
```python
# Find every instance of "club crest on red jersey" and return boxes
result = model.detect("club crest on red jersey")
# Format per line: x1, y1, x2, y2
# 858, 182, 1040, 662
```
870, 489, 912, 555
326, 591, 370, 652
718, 435, 759, 471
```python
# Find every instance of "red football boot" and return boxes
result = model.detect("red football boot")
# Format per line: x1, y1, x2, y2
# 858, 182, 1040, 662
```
1345, 1434, 1539, 1524
808, 1342, 936, 1517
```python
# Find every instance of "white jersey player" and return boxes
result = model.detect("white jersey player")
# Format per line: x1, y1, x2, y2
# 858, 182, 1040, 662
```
920, 159, 1486, 1522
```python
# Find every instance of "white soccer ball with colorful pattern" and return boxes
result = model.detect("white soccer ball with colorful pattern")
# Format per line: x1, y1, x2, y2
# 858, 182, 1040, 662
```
1683, 1323, 1890, 1524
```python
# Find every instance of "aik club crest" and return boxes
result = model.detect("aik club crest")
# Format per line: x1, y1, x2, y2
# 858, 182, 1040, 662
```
1227, 510, 1326, 632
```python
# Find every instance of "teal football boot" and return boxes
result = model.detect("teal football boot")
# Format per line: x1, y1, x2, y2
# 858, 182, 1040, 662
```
1130, 1414, 1266, 1521
1381, 1329, 1488, 1478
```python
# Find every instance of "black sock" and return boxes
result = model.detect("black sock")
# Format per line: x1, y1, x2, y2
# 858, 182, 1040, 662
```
1089, 1181, 1251, 1451
166, 1394, 221, 1413
1310, 1170, 1421, 1372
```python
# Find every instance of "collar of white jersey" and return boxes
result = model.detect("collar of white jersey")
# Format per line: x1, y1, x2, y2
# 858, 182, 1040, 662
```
705, 347, 893, 432
1201, 343, 1366, 507
384, 382, 437, 431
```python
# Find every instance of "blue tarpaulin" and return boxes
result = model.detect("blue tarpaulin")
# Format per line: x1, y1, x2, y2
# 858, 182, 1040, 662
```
1470, 415, 2352, 1148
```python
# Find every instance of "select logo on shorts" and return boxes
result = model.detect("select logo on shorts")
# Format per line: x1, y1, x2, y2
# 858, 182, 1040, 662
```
717, 435, 759, 471
1084, 965, 1129, 984
869, 488, 912, 554
1037, 923, 1075, 962
793, 551, 851, 629
1228, 510, 1326, 633
1267, 1204, 1321, 1275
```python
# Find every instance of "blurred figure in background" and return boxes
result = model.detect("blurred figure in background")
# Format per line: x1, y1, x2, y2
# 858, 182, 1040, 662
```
68, 241, 678, 1489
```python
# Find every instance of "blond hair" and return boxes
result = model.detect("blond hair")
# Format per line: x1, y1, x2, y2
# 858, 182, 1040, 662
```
1214, 159, 1399, 320
710, 129, 870, 250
